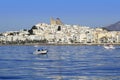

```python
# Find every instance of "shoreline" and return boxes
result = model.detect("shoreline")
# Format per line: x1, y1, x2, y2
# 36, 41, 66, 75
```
0, 43, 120, 46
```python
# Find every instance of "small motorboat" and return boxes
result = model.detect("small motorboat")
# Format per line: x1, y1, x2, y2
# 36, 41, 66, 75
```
103, 44, 115, 49
33, 49, 48, 55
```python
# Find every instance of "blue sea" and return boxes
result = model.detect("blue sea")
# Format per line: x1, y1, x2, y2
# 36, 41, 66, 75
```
0, 45, 120, 80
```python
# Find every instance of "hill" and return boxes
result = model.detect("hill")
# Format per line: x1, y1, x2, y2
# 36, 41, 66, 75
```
104, 21, 120, 31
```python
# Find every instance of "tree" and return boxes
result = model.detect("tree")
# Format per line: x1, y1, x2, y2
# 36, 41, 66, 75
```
32, 25, 37, 29
28, 29, 33, 35
57, 26, 61, 31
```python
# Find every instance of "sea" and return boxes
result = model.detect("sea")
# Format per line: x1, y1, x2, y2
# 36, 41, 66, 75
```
0, 45, 120, 80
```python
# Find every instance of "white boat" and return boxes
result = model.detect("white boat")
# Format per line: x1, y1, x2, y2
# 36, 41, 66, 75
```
33, 49, 48, 55
104, 45, 115, 49
34, 45, 39, 47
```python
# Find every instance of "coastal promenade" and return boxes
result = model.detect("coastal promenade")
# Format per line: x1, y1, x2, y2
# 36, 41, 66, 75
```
0, 42, 120, 46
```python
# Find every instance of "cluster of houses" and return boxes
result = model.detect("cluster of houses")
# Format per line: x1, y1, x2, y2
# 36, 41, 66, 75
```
0, 18, 120, 45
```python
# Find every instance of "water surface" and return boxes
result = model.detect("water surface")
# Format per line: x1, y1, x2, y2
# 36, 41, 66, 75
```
0, 45, 120, 80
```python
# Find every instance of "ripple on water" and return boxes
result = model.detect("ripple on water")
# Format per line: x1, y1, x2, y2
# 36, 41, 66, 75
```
0, 45, 120, 80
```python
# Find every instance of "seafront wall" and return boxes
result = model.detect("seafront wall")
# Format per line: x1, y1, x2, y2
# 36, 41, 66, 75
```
0, 42, 120, 46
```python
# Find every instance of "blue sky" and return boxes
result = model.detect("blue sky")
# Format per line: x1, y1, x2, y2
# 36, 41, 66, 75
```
0, 0, 120, 32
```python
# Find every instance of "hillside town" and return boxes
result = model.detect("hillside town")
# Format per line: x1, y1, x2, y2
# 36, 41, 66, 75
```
0, 18, 120, 45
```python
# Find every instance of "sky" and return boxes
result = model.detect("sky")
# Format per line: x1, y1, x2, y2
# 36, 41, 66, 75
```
0, 0, 120, 32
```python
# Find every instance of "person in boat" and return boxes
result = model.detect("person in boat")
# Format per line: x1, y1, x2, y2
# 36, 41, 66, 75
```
37, 49, 44, 51
38, 49, 40, 51
36, 49, 42, 51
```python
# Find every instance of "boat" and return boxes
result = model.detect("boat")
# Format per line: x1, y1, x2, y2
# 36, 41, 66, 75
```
34, 45, 39, 47
103, 44, 115, 49
33, 49, 48, 55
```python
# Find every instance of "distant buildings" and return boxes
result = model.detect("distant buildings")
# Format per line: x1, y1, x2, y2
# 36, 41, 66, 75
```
0, 18, 120, 45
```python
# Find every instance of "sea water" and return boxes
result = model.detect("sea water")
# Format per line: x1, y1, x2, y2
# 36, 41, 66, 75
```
0, 45, 120, 80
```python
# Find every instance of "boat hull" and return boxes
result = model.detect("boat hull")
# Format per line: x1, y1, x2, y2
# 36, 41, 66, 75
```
33, 50, 48, 55
104, 45, 115, 49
